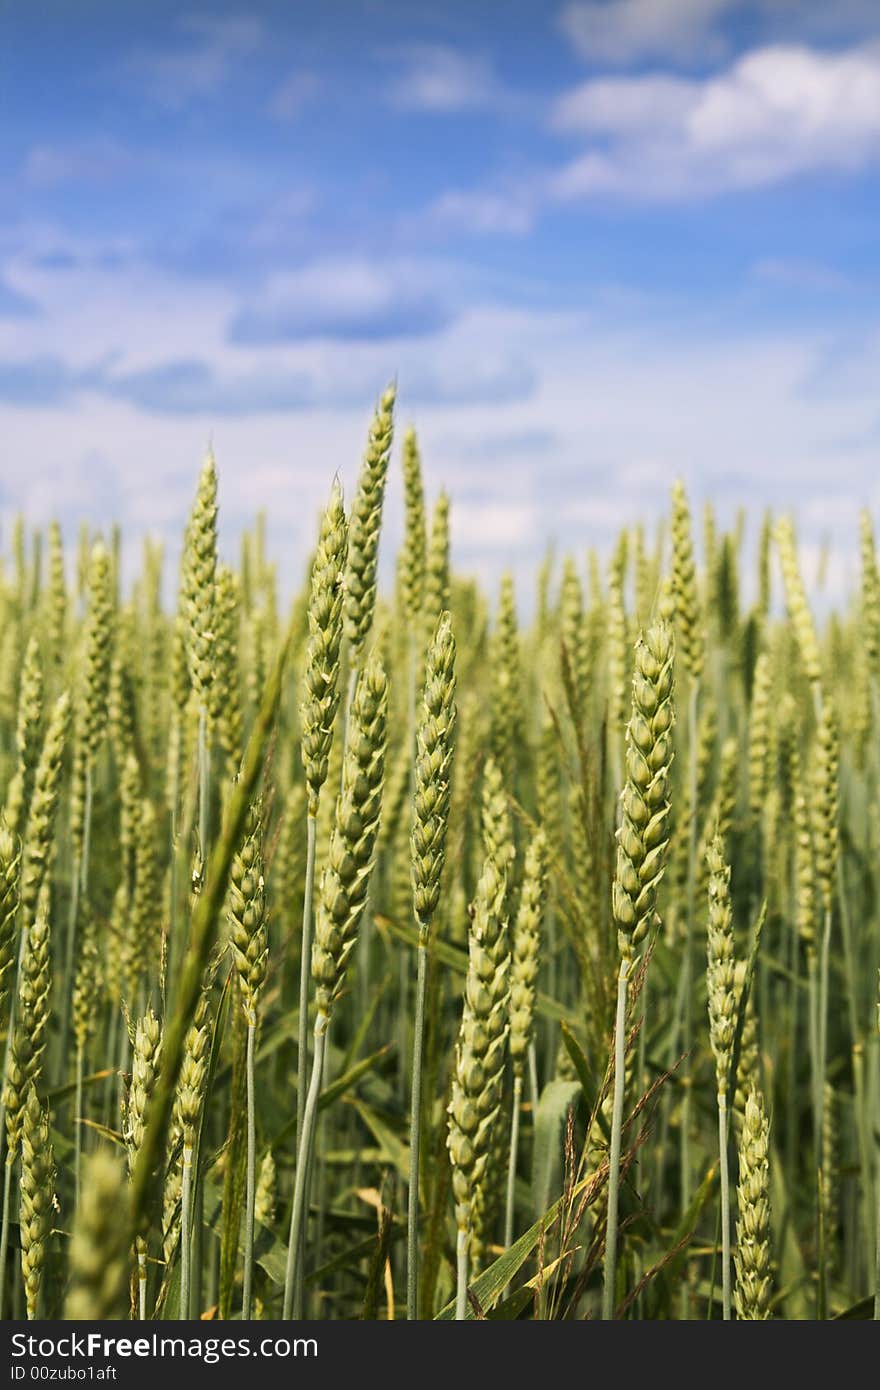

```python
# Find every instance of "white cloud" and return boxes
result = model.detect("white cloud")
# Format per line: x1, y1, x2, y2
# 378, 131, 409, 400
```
24, 139, 132, 188
386, 42, 501, 112
269, 71, 321, 121
451, 500, 535, 549
551, 42, 880, 199
420, 188, 538, 236
558, 0, 735, 65
423, 38, 880, 228
229, 257, 459, 343
554, 74, 697, 135
560, 1, 880, 67
751, 257, 851, 292
127, 13, 263, 108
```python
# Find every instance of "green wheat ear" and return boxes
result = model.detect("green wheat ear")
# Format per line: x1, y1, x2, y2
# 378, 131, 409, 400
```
747, 652, 772, 819
0, 822, 19, 1016
860, 509, 880, 677
559, 555, 588, 707
447, 849, 510, 1234
255, 1150, 276, 1227
5, 636, 43, 840
346, 383, 396, 659
19, 1085, 55, 1320
4, 878, 51, 1172
670, 481, 703, 682
425, 491, 451, 634
19, 691, 69, 933
228, 801, 268, 1027
182, 453, 219, 703
607, 538, 629, 734
734, 1083, 773, 1319
80, 542, 114, 770
311, 650, 388, 1021
812, 699, 839, 916
212, 563, 244, 777
490, 575, 520, 787
65, 1150, 132, 1319
706, 835, 736, 1099
46, 520, 67, 670
411, 612, 456, 935
612, 620, 676, 960
776, 517, 822, 692
400, 427, 427, 627
300, 481, 348, 817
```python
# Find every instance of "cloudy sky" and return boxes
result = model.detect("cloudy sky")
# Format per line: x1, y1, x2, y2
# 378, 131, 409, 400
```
3, 0, 880, 597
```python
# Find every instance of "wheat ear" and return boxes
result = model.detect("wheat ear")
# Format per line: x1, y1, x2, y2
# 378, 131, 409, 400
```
706, 834, 736, 1319
19, 1085, 55, 1319
284, 651, 387, 1320
505, 827, 548, 1252
345, 383, 396, 662
407, 611, 456, 1318
734, 1083, 772, 1319
447, 848, 510, 1318
64, 1149, 131, 1320
297, 481, 347, 1176
604, 621, 675, 1320
228, 801, 268, 1319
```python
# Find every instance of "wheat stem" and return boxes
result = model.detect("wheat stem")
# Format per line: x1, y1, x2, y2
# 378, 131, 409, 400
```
243, 1019, 257, 1320
283, 1019, 327, 1319
719, 1095, 731, 1320
80, 763, 92, 897
407, 937, 428, 1319
0, 1159, 13, 1315
504, 1073, 523, 1251
137, 1238, 147, 1320
874, 1106, 880, 1318
455, 1226, 469, 1320
180, 1144, 193, 1319
74, 1042, 84, 1205
527, 1042, 539, 1115
602, 954, 629, 1321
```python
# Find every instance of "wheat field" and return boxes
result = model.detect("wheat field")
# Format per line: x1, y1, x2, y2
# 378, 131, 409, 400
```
0, 385, 877, 1321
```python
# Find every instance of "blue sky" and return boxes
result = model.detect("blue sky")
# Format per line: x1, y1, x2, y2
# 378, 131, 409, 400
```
3, 0, 880, 597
